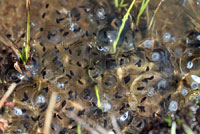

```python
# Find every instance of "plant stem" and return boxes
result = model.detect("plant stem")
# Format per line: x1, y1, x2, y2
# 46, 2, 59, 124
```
148, 0, 163, 30
115, 0, 119, 8
136, 0, 150, 26
77, 124, 81, 134
94, 85, 102, 109
112, 0, 136, 54
26, 0, 30, 63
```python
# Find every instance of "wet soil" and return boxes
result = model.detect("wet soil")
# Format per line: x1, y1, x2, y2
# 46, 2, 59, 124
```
0, 0, 200, 134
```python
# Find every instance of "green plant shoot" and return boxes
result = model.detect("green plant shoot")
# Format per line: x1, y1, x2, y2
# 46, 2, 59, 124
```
148, 0, 163, 30
112, 0, 136, 54
183, 124, 194, 134
94, 85, 102, 109
77, 124, 81, 134
171, 121, 176, 134
136, 0, 150, 26
115, 0, 119, 8
18, 0, 30, 65
165, 114, 172, 127
87, 62, 102, 109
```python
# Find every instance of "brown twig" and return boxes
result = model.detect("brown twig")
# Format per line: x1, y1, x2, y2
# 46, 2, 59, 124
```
66, 111, 100, 134
43, 92, 57, 134
0, 83, 17, 109
110, 114, 122, 134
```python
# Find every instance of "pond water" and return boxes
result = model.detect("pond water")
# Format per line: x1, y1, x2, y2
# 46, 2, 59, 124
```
0, 0, 200, 133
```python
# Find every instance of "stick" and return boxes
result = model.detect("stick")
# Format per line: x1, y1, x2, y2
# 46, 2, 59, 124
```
66, 112, 100, 134
43, 92, 57, 134
0, 83, 17, 109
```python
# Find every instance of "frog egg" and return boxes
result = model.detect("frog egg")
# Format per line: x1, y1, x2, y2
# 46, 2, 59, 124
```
191, 82, 198, 90
168, 101, 178, 112
36, 95, 46, 104
187, 61, 193, 69
119, 111, 129, 122
152, 52, 160, 61
163, 33, 171, 42
143, 40, 153, 48
13, 107, 23, 116
180, 89, 188, 96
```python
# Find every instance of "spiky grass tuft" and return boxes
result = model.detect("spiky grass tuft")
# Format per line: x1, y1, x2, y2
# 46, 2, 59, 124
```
18, 0, 31, 65
136, 0, 150, 26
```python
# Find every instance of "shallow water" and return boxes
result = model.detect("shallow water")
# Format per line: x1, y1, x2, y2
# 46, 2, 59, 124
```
0, 0, 200, 133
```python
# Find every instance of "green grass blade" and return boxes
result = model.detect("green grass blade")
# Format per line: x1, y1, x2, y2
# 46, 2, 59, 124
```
94, 85, 102, 109
165, 114, 172, 127
148, 13, 155, 30
183, 124, 194, 134
26, 0, 30, 64
136, 0, 150, 26
112, 0, 136, 54
115, 0, 119, 8
148, 0, 163, 30
77, 124, 81, 134
120, 0, 125, 7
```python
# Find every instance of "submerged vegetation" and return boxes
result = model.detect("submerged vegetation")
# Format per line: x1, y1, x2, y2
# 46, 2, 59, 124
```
17, 0, 31, 65
112, 0, 136, 54
0, 0, 200, 133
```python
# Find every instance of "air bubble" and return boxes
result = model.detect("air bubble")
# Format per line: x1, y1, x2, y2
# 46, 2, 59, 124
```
106, 31, 117, 44
180, 89, 188, 96
197, 0, 200, 5
168, 101, 178, 112
56, 96, 61, 102
101, 102, 111, 112
191, 82, 198, 90
69, 22, 79, 31
143, 40, 152, 48
187, 61, 193, 69
147, 88, 154, 97
97, 46, 110, 52
163, 33, 171, 42
197, 35, 200, 41
171, 37, 176, 42
191, 75, 200, 83
152, 52, 160, 61
17, 74, 25, 81
13, 107, 23, 116
119, 111, 129, 122
36, 95, 46, 104
96, 8, 106, 20
57, 82, 65, 89
157, 79, 168, 90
